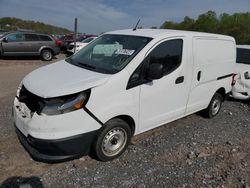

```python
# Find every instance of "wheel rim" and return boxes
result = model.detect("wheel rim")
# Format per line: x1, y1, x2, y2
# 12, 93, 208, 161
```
211, 98, 221, 115
43, 50, 52, 60
102, 127, 127, 157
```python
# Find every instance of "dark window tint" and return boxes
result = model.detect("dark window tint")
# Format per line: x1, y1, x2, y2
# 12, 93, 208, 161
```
129, 63, 144, 83
39, 35, 52, 41
237, 48, 250, 65
148, 39, 183, 75
6, 33, 25, 42
25, 34, 39, 41
127, 39, 183, 89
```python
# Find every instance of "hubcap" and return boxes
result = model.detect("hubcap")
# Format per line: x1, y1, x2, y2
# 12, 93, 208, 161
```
102, 127, 127, 157
43, 51, 51, 60
211, 99, 221, 115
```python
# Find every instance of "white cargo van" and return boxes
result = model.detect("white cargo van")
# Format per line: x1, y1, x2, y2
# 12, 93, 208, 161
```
13, 29, 236, 162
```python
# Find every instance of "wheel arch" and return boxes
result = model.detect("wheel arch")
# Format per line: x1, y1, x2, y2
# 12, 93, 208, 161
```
215, 87, 226, 101
39, 46, 55, 55
106, 115, 136, 136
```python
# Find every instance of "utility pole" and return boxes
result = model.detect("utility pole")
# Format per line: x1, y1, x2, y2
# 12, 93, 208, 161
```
74, 18, 78, 54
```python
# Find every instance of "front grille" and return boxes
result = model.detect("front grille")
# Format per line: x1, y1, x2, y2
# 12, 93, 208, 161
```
18, 86, 44, 113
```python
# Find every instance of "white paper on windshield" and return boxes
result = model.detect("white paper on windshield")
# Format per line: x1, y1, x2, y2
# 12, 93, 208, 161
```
115, 49, 135, 56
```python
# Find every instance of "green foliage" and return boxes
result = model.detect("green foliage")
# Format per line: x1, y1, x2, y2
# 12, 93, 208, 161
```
0, 17, 71, 34
160, 11, 250, 44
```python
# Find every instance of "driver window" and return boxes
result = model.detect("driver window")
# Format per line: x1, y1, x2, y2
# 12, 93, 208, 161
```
127, 39, 183, 89
148, 39, 183, 75
6, 33, 25, 42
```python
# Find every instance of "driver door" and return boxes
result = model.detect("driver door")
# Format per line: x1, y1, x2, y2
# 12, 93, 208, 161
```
2, 33, 25, 55
128, 38, 192, 132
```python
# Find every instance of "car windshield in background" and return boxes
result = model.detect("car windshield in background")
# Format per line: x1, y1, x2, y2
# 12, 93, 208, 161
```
0, 32, 9, 38
66, 34, 152, 74
237, 48, 250, 65
81, 37, 95, 43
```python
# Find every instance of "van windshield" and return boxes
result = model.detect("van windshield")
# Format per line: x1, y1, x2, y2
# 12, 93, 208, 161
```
237, 48, 250, 65
66, 34, 152, 74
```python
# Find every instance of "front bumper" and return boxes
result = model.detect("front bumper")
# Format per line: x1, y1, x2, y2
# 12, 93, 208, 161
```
16, 126, 97, 163
232, 81, 250, 100
13, 96, 102, 162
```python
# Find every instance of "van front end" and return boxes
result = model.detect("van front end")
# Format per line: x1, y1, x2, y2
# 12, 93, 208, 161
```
13, 85, 101, 163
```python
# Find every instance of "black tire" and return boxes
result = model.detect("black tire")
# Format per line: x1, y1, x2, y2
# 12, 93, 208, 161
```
203, 93, 223, 118
92, 118, 132, 161
41, 49, 53, 61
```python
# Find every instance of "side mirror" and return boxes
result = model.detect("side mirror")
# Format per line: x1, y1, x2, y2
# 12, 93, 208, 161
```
2, 38, 8, 43
244, 71, 250, 80
147, 63, 164, 80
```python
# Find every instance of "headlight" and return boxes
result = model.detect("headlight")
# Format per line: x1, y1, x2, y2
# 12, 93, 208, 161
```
40, 90, 90, 115
16, 81, 23, 97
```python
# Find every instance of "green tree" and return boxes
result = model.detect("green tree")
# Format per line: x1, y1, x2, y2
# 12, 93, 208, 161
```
194, 11, 218, 33
160, 11, 250, 44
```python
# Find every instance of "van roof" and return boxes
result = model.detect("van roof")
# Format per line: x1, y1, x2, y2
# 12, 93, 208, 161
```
106, 29, 234, 40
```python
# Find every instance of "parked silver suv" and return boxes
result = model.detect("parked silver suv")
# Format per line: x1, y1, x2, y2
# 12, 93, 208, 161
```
0, 32, 60, 61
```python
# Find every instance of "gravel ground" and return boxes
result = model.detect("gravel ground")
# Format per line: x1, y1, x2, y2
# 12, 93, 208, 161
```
0, 55, 249, 188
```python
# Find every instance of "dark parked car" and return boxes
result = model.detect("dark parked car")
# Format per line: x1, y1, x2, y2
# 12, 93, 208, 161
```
0, 32, 60, 61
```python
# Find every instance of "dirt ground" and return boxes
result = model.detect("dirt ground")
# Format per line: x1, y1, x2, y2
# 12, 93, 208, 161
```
0, 54, 249, 188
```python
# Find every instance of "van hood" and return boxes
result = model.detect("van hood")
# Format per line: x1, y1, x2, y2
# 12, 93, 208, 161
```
23, 60, 110, 98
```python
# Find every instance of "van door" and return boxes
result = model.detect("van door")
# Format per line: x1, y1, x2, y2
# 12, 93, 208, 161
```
2, 33, 25, 55
138, 38, 192, 132
24, 34, 41, 54
186, 37, 235, 114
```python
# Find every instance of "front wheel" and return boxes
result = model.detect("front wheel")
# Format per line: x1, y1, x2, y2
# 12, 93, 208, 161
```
41, 49, 53, 61
203, 93, 223, 118
93, 118, 132, 161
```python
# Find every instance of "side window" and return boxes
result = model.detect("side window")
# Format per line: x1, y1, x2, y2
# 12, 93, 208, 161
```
127, 60, 147, 89
127, 39, 183, 89
237, 48, 250, 64
39, 35, 53, 41
6, 33, 25, 42
25, 34, 39, 41
128, 63, 144, 83
148, 39, 183, 75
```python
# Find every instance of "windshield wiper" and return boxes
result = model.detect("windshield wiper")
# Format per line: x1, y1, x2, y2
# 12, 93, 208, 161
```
77, 62, 96, 70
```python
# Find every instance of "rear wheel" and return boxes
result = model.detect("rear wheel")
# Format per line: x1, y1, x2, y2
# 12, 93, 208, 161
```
93, 118, 132, 161
41, 49, 53, 61
203, 93, 223, 118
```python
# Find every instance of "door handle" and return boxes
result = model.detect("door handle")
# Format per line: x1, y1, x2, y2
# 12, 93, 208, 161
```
197, 71, 201, 81
175, 76, 184, 84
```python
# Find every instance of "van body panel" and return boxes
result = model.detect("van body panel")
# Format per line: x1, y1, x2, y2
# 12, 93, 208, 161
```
186, 37, 235, 114
86, 69, 140, 133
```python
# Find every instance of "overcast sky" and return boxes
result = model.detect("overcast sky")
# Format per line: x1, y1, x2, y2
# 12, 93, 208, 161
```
0, 0, 249, 34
